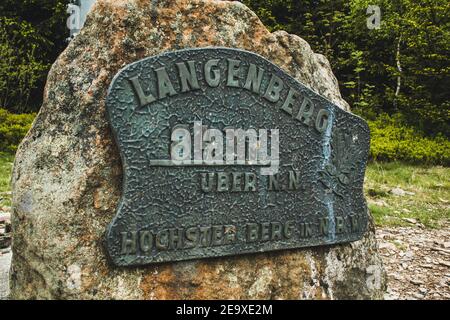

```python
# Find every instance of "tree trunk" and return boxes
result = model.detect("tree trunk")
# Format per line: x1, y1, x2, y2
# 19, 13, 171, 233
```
394, 35, 402, 111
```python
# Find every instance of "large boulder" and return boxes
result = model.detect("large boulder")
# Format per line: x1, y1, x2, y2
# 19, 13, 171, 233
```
10, 0, 386, 299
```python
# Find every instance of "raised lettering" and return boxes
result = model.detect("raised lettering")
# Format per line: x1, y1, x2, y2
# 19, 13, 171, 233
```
315, 109, 330, 133
296, 96, 315, 125
121, 231, 137, 255
129, 76, 157, 107
263, 74, 284, 102
244, 63, 264, 94
227, 59, 241, 87
204, 59, 220, 87
281, 88, 298, 115
139, 231, 153, 253
288, 171, 300, 190
155, 67, 177, 99
244, 173, 257, 192
176, 60, 200, 92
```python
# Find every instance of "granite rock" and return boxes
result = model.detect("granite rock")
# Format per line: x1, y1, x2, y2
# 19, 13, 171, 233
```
10, 0, 385, 299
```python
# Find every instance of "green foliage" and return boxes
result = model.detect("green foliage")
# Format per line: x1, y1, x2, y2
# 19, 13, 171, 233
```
0, 108, 35, 153
243, 0, 450, 137
365, 162, 449, 228
0, 17, 49, 113
0, 152, 14, 207
368, 114, 450, 165
0, 0, 70, 113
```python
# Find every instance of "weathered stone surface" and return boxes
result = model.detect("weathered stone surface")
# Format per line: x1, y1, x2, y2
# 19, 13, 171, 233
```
10, 0, 386, 299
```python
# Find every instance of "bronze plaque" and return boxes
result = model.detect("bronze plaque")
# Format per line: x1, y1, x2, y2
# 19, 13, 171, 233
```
105, 48, 370, 266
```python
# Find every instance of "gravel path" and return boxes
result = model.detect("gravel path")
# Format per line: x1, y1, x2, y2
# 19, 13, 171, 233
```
0, 249, 11, 299
376, 223, 450, 300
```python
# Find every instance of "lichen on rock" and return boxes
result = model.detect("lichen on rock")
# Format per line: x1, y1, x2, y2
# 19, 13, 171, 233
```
10, 0, 386, 299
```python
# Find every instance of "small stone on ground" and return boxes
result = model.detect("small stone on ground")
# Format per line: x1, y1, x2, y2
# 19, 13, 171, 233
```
377, 222, 450, 300
0, 250, 11, 299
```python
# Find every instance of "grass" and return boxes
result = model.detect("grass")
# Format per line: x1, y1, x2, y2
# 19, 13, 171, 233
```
365, 162, 449, 228
0, 152, 14, 208
0, 153, 448, 228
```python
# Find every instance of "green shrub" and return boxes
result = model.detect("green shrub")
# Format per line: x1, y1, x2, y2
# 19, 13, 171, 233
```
368, 114, 450, 166
0, 108, 35, 153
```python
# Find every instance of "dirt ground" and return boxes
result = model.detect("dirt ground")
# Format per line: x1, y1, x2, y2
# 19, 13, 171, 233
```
0, 248, 11, 299
376, 223, 450, 300
0, 225, 448, 300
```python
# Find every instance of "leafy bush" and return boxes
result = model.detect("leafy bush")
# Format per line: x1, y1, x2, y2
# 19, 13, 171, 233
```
243, 0, 450, 137
0, 108, 35, 153
0, 1, 69, 113
368, 114, 450, 166
0, 17, 49, 113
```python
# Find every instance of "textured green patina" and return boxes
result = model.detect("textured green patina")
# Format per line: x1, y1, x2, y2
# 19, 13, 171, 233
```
106, 48, 370, 266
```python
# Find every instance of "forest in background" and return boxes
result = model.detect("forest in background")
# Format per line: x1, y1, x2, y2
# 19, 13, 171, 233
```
0, 0, 449, 164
